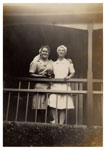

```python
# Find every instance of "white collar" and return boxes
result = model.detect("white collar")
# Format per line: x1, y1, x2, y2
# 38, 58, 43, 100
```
56, 58, 66, 63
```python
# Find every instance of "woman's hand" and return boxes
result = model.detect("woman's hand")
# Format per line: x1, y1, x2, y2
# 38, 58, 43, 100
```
39, 70, 46, 75
64, 73, 75, 80
30, 73, 46, 78
64, 76, 71, 81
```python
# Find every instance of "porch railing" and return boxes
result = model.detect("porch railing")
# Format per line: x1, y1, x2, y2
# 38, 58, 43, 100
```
3, 77, 103, 126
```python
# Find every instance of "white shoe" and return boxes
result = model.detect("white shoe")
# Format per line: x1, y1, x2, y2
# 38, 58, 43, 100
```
50, 120, 55, 124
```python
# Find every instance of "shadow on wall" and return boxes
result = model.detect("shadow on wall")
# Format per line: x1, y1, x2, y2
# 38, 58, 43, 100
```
3, 24, 90, 78
3, 24, 103, 78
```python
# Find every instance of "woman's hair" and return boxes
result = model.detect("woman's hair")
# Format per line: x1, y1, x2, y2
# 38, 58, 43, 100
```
57, 45, 67, 54
39, 45, 50, 54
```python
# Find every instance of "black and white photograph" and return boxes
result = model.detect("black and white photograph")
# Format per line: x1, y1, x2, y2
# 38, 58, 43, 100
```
3, 3, 103, 147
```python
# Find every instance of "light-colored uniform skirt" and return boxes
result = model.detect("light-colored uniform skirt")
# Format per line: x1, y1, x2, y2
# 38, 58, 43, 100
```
48, 83, 74, 109
32, 83, 49, 109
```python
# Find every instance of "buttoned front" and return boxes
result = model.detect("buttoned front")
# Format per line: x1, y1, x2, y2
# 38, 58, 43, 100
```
53, 58, 75, 78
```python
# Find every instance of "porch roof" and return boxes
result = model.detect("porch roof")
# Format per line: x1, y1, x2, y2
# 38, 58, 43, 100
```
3, 3, 103, 29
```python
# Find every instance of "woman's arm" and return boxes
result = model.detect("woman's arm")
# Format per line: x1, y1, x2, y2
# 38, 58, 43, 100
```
29, 73, 45, 78
64, 62, 75, 80
30, 54, 40, 66
29, 60, 43, 77
64, 72, 75, 80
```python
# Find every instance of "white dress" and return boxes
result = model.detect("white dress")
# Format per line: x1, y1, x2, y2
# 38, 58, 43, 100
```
48, 58, 75, 109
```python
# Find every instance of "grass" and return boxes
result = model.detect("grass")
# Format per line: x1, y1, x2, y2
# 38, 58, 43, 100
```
3, 121, 103, 147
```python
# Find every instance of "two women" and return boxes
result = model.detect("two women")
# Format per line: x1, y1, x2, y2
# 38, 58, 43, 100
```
29, 45, 75, 124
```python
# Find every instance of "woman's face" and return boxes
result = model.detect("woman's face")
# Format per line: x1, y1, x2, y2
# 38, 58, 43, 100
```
57, 47, 66, 58
40, 47, 49, 59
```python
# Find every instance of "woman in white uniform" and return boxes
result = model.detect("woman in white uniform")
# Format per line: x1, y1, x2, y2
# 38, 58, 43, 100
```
49, 45, 75, 124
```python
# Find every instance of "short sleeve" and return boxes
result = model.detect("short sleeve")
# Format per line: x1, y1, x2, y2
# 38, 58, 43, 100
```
29, 61, 37, 73
69, 62, 75, 74
30, 54, 40, 66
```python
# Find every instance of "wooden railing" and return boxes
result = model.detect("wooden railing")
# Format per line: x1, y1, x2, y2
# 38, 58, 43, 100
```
3, 77, 103, 126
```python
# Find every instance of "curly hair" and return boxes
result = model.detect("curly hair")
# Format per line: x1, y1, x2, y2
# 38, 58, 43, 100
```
39, 45, 50, 54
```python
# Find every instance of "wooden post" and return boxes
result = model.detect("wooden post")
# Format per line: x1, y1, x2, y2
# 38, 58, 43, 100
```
87, 24, 93, 126
78, 83, 83, 125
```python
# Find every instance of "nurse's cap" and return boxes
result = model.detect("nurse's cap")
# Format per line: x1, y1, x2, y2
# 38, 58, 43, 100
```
57, 45, 67, 53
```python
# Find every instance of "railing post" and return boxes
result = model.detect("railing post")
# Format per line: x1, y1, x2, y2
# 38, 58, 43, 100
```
15, 81, 21, 121
35, 93, 38, 122
78, 83, 83, 125
87, 24, 93, 126
25, 81, 30, 122
56, 95, 58, 124
75, 83, 78, 125
45, 94, 48, 123
65, 83, 69, 124
101, 83, 103, 126
6, 92, 11, 121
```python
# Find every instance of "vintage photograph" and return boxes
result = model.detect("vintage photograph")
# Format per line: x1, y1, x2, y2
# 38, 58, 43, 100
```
3, 3, 103, 146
